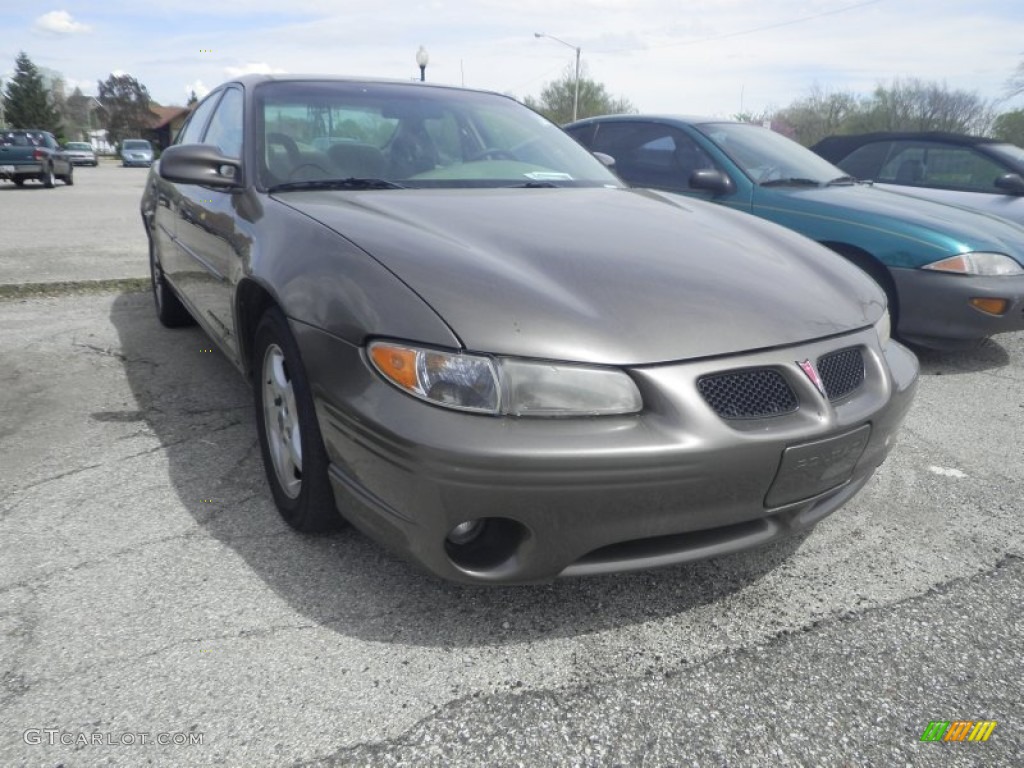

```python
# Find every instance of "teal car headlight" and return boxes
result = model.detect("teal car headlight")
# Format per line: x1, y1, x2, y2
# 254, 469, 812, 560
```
922, 252, 1024, 276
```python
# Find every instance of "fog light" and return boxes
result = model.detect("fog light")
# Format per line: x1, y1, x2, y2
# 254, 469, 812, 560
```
969, 297, 1009, 316
447, 519, 485, 545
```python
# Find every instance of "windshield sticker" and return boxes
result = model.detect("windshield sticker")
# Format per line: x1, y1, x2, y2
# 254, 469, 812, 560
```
524, 171, 574, 181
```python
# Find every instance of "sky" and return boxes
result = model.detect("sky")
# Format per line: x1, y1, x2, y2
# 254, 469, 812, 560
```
2, 0, 1023, 117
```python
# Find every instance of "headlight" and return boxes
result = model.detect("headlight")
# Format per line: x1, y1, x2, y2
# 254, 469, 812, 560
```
500, 358, 642, 416
873, 308, 891, 349
369, 341, 642, 417
922, 252, 1024, 276
369, 343, 499, 413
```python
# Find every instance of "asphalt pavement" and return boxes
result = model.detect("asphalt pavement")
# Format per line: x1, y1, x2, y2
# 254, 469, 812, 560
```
0, 162, 1021, 767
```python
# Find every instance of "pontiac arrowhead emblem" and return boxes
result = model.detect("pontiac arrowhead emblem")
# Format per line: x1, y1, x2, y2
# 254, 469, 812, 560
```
797, 359, 826, 397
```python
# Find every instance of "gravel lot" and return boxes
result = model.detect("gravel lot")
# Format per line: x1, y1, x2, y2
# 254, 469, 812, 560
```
0, 164, 1021, 767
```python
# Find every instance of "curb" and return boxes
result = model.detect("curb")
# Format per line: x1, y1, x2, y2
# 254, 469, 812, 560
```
0, 278, 150, 300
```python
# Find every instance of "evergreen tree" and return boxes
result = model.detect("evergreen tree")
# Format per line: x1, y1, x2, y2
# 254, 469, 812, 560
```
2, 51, 61, 132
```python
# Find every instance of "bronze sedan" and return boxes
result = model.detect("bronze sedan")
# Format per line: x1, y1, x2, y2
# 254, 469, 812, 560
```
141, 75, 918, 584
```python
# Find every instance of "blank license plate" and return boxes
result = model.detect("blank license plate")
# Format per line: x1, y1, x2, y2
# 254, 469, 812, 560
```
765, 424, 871, 507
0, 165, 15, 174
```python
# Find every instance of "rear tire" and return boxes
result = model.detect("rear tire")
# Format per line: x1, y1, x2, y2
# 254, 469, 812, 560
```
252, 306, 340, 533
149, 238, 194, 327
42, 166, 55, 188
62, 165, 74, 185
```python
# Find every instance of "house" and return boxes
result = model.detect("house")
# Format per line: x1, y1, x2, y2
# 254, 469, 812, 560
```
146, 105, 193, 150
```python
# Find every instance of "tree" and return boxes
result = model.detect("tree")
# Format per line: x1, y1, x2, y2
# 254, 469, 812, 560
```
187, 90, 199, 107
766, 78, 995, 146
857, 78, 994, 135
2, 51, 61, 132
97, 73, 153, 147
770, 85, 861, 146
1007, 58, 1024, 101
523, 65, 635, 124
993, 110, 1024, 146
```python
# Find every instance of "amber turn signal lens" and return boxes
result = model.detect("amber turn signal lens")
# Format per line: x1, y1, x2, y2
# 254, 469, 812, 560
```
370, 344, 419, 389
969, 297, 1009, 316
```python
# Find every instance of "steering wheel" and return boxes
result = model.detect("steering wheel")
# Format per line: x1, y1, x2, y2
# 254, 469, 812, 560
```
289, 163, 331, 181
267, 132, 300, 165
468, 147, 517, 162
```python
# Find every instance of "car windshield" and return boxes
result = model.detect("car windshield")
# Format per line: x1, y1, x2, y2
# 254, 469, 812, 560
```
697, 122, 847, 185
986, 142, 1024, 170
256, 80, 622, 190
66, 142, 91, 150
124, 140, 150, 150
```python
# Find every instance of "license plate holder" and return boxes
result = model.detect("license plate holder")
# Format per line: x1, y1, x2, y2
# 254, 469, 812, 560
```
765, 424, 871, 507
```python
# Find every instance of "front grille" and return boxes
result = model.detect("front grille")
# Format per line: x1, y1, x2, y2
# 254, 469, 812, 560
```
697, 368, 798, 419
817, 347, 865, 401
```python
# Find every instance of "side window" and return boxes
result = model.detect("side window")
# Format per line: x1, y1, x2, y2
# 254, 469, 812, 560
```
878, 143, 926, 185
176, 92, 221, 145
835, 142, 891, 180
879, 141, 1007, 191
921, 147, 1005, 192
202, 87, 243, 160
590, 123, 714, 191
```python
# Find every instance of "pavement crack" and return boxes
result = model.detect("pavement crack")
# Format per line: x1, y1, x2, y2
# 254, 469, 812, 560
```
10, 462, 103, 494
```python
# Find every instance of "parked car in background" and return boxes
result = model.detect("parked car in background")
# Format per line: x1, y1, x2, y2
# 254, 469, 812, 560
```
120, 139, 154, 167
811, 132, 1024, 226
63, 141, 98, 166
141, 75, 917, 584
0, 129, 74, 187
566, 115, 1024, 349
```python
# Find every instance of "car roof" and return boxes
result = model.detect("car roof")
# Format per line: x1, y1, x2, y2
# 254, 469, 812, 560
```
569, 114, 735, 128
223, 72, 505, 100
812, 131, 1007, 161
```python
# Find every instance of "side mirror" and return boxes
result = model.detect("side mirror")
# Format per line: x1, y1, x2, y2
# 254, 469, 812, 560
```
994, 173, 1024, 196
689, 169, 734, 196
158, 143, 240, 188
592, 151, 615, 168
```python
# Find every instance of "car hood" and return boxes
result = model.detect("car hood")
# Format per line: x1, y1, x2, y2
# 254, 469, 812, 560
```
277, 187, 883, 365
755, 184, 1024, 267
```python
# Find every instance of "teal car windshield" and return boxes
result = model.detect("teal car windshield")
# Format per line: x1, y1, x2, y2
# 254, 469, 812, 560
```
698, 122, 848, 186
255, 81, 622, 190
987, 142, 1024, 167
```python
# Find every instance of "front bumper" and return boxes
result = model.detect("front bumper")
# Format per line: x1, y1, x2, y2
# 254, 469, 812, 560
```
294, 324, 918, 584
891, 267, 1024, 348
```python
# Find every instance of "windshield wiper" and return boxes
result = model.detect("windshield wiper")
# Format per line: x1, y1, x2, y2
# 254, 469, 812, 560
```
269, 177, 405, 192
505, 180, 560, 188
759, 177, 820, 187
826, 175, 858, 186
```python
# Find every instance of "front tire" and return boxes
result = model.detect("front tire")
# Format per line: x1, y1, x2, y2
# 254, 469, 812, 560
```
149, 238, 194, 327
252, 307, 340, 532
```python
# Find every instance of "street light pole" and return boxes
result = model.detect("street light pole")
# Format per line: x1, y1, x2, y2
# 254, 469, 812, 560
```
534, 32, 581, 122
416, 46, 429, 82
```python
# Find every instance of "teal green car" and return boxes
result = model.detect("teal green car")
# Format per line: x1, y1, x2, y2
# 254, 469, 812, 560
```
566, 116, 1024, 349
